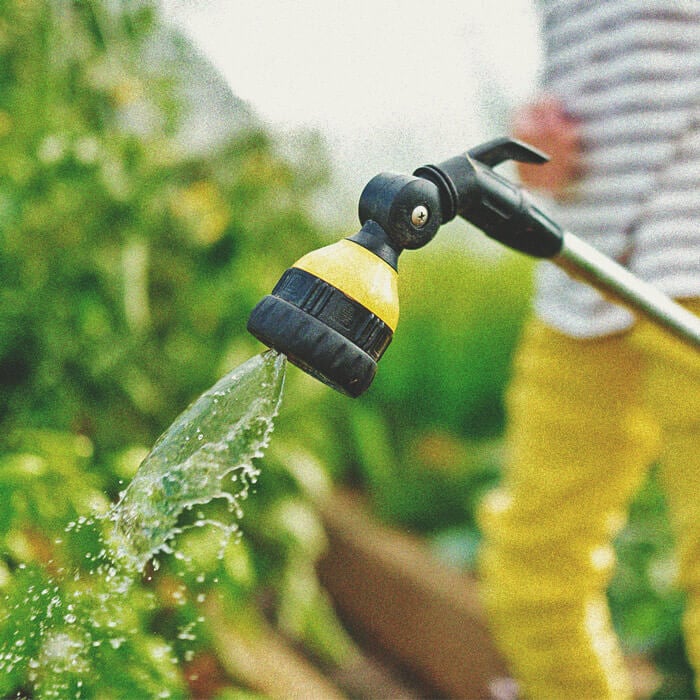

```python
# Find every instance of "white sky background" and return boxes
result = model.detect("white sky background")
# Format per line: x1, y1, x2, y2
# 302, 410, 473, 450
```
161, 0, 543, 231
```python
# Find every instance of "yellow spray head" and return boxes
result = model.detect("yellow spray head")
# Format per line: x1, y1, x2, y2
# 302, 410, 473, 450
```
248, 174, 442, 396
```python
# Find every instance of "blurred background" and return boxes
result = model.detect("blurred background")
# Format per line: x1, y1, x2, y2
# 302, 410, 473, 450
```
159, 0, 541, 230
0, 1, 691, 697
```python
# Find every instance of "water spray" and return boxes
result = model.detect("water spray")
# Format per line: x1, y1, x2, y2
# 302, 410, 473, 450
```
248, 137, 700, 396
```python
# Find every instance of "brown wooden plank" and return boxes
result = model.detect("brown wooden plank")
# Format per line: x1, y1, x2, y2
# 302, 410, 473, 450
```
318, 490, 511, 699
204, 594, 346, 700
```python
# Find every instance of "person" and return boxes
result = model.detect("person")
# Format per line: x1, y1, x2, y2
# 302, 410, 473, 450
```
477, 1, 700, 697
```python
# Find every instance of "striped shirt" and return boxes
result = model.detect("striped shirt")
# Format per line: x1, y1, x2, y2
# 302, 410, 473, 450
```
534, 0, 700, 337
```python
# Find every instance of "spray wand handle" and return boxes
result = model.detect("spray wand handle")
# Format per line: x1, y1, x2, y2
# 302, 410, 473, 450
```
413, 137, 700, 351
414, 137, 565, 259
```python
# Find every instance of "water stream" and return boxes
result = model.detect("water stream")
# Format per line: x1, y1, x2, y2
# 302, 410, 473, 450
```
107, 349, 286, 572
0, 350, 287, 697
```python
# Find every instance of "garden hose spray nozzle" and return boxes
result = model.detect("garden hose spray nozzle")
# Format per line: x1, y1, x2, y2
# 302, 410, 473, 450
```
249, 137, 700, 396
247, 174, 442, 396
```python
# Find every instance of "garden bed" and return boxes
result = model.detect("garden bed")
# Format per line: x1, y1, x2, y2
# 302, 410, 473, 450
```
317, 489, 662, 700
318, 489, 511, 699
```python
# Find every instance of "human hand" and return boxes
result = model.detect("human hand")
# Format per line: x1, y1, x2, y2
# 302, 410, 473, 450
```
511, 95, 582, 198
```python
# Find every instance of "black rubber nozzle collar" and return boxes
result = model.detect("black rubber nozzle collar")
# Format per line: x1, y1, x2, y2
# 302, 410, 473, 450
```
247, 267, 393, 397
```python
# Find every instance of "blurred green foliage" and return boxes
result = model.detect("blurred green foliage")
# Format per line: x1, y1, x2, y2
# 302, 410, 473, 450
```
0, 1, 345, 696
609, 469, 696, 699
0, 0, 690, 696
341, 240, 532, 531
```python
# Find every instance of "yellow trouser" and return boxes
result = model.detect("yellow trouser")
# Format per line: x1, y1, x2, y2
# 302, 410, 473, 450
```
478, 300, 700, 699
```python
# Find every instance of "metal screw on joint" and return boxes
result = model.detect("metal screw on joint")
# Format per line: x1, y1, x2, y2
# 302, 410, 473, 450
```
411, 205, 429, 228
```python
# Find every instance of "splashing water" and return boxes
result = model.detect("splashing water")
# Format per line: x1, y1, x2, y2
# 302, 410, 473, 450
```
0, 350, 286, 698
108, 349, 286, 572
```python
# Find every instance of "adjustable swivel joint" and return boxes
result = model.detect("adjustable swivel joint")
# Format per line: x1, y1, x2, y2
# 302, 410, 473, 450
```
248, 137, 566, 396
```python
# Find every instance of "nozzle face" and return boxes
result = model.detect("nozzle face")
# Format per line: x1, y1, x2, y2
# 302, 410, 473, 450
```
247, 266, 394, 397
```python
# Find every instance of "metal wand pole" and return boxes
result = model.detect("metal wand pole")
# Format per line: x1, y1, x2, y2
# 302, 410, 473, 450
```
555, 231, 700, 350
